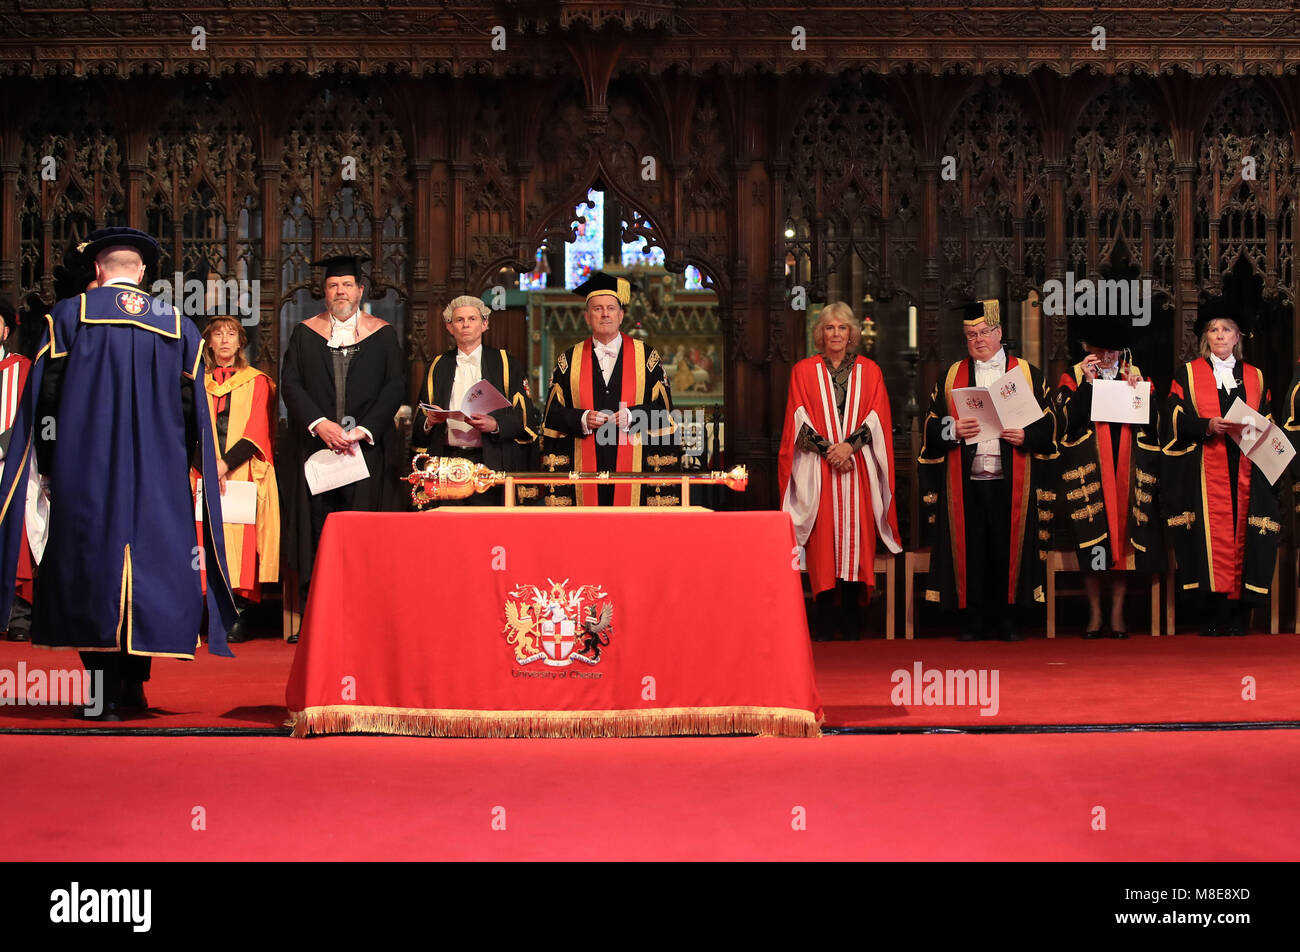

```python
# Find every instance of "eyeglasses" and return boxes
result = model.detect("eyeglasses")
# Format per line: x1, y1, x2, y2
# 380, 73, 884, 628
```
964, 327, 998, 341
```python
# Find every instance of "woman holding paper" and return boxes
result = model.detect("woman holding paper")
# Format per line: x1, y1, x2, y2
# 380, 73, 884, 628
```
1053, 317, 1161, 639
1164, 311, 1279, 636
778, 302, 901, 639
412, 295, 537, 506
194, 316, 280, 642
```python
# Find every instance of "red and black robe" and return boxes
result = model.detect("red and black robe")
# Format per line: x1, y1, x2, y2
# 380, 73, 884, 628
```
917, 355, 1057, 609
1164, 358, 1279, 602
1053, 363, 1164, 572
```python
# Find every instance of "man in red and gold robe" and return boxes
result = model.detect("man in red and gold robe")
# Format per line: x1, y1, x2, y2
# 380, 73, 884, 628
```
918, 299, 1057, 640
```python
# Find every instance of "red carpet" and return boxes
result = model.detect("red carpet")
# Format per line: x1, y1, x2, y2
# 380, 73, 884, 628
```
2, 731, 1297, 860
1, 635, 1298, 729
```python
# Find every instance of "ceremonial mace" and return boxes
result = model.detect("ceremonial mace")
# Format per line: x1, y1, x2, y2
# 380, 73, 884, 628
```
403, 454, 749, 507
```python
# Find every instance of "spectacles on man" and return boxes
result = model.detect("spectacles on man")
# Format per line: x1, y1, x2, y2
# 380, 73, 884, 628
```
964, 327, 998, 341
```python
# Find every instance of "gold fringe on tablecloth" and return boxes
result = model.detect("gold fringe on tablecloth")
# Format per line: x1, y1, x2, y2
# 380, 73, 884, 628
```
286, 704, 821, 739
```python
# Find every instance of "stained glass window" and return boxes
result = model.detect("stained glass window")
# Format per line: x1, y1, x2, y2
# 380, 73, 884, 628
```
564, 188, 604, 289
622, 232, 665, 269
684, 265, 706, 290
519, 242, 548, 291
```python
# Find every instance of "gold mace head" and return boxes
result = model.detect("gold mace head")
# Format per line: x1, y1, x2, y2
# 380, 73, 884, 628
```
403, 454, 499, 503
718, 465, 748, 491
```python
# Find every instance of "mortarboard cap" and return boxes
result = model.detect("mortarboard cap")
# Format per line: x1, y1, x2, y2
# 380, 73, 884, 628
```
77, 226, 161, 269
574, 271, 631, 306
1194, 300, 1252, 339
1071, 314, 1129, 351
311, 254, 370, 281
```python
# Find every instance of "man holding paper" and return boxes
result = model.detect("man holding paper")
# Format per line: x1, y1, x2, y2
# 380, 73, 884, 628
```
411, 295, 537, 506
280, 255, 405, 618
1164, 311, 1280, 636
1053, 317, 1161, 638
918, 299, 1057, 641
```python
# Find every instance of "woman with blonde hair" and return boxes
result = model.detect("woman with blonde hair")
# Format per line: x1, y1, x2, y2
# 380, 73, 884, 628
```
1164, 310, 1279, 636
778, 302, 901, 639
194, 316, 280, 642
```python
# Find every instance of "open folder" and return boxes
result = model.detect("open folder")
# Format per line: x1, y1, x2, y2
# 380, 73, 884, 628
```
418, 379, 511, 422
951, 367, 1044, 444
1224, 397, 1296, 486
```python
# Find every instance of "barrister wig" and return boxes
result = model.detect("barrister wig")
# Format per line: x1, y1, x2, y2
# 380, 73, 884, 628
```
811, 301, 862, 354
202, 315, 250, 370
442, 295, 492, 323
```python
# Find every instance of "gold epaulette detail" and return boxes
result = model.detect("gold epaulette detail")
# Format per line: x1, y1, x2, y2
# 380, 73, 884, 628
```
1131, 507, 1149, 526
543, 494, 573, 507
645, 453, 677, 470
1062, 462, 1097, 482
1134, 488, 1153, 505
557, 352, 569, 374
648, 349, 661, 372
1036, 488, 1057, 503
1071, 501, 1105, 521
645, 495, 681, 507
1033, 584, 1045, 602
1135, 469, 1157, 486
1167, 510, 1197, 529
1248, 515, 1281, 535
1037, 509, 1053, 522
1038, 529, 1051, 541
1066, 481, 1102, 502
541, 453, 571, 470
923, 492, 938, 505
515, 486, 540, 500
924, 590, 941, 603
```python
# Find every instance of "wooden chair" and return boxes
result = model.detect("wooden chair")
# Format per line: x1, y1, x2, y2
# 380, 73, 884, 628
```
874, 553, 897, 639
1045, 550, 1161, 638
903, 549, 930, 640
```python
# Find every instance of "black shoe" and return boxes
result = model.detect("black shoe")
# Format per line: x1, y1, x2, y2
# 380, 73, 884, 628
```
1083, 627, 1106, 640
1001, 630, 1024, 642
120, 681, 148, 713
226, 620, 248, 644
1199, 626, 1221, 637
957, 630, 980, 642
1227, 623, 1246, 637
80, 703, 122, 722
1111, 629, 1129, 640
8, 628, 29, 642
287, 633, 299, 644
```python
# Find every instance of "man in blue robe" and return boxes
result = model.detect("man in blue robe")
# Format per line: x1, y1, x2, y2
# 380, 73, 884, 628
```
0, 227, 237, 720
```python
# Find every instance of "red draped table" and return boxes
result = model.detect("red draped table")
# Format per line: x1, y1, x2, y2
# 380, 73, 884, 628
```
286, 510, 823, 738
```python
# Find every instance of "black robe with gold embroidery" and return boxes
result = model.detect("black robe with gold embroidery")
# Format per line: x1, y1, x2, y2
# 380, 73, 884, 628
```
1052, 363, 1164, 572
411, 346, 538, 505
917, 355, 1057, 610
540, 333, 680, 506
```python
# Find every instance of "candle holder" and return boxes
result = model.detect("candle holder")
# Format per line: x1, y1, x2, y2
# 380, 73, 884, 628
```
900, 347, 920, 419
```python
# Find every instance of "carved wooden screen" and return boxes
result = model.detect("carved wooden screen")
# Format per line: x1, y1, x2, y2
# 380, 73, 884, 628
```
278, 87, 412, 364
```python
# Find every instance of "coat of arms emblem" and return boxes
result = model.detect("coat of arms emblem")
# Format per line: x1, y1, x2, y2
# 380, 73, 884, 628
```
117, 291, 148, 316
503, 579, 613, 667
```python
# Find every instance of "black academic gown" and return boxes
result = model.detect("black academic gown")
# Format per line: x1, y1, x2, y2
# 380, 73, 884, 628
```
411, 346, 539, 505
280, 319, 406, 586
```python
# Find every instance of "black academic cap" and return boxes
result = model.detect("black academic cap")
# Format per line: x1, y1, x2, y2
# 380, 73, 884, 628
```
1072, 314, 1129, 351
53, 241, 97, 301
953, 298, 1001, 328
0, 295, 16, 332
311, 254, 369, 281
1194, 300, 1252, 338
574, 271, 631, 306
77, 226, 161, 268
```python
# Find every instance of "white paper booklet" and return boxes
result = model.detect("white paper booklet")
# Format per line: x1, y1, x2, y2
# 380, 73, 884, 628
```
1090, 379, 1152, 425
195, 478, 257, 524
418, 379, 512, 421
304, 444, 370, 495
1224, 397, 1296, 485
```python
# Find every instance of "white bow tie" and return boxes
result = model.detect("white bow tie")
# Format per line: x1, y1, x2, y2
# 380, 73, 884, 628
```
457, 352, 478, 367
596, 343, 618, 361
1211, 355, 1237, 391
328, 315, 358, 348
975, 358, 1004, 372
